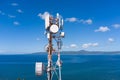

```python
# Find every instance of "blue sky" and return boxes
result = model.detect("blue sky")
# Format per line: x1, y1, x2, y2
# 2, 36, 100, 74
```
0, 0, 120, 53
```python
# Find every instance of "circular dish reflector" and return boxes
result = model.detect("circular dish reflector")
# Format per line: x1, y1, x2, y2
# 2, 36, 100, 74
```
50, 24, 59, 33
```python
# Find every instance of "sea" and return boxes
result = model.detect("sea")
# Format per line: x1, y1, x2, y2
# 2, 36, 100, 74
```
0, 53, 120, 80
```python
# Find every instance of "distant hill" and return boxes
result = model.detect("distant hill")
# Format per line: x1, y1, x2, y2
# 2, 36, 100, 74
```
32, 50, 120, 54
61, 50, 120, 54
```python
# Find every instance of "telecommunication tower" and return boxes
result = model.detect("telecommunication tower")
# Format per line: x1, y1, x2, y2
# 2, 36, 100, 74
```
35, 13, 65, 80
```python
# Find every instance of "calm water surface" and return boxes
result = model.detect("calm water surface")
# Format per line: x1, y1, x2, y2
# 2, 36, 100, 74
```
0, 53, 120, 80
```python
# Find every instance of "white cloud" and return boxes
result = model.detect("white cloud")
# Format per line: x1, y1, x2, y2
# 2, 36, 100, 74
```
108, 38, 114, 42
95, 26, 110, 32
65, 17, 78, 22
80, 19, 92, 24
8, 15, 16, 18
82, 43, 91, 48
0, 10, 5, 15
11, 3, 18, 6
82, 43, 99, 48
70, 44, 78, 48
112, 24, 120, 28
17, 9, 23, 13
13, 21, 20, 25
38, 12, 50, 20
65, 18, 93, 24
62, 46, 69, 49
0, 11, 16, 18
92, 43, 99, 47
36, 38, 40, 41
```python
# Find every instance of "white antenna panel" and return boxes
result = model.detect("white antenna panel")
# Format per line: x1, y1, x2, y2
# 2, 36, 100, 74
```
59, 17, 61, 28
56, 13, 59, 19
35, 62, 44, 76
47, 33, 50, 39
60, 32, 65, 37
45, 14, 50, 29
61, 19, 64, 26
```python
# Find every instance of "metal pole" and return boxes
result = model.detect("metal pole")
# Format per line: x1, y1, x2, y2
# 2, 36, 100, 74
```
47, 33, 52, 80
57, 40, 62, 80
58, 51, 62, 80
